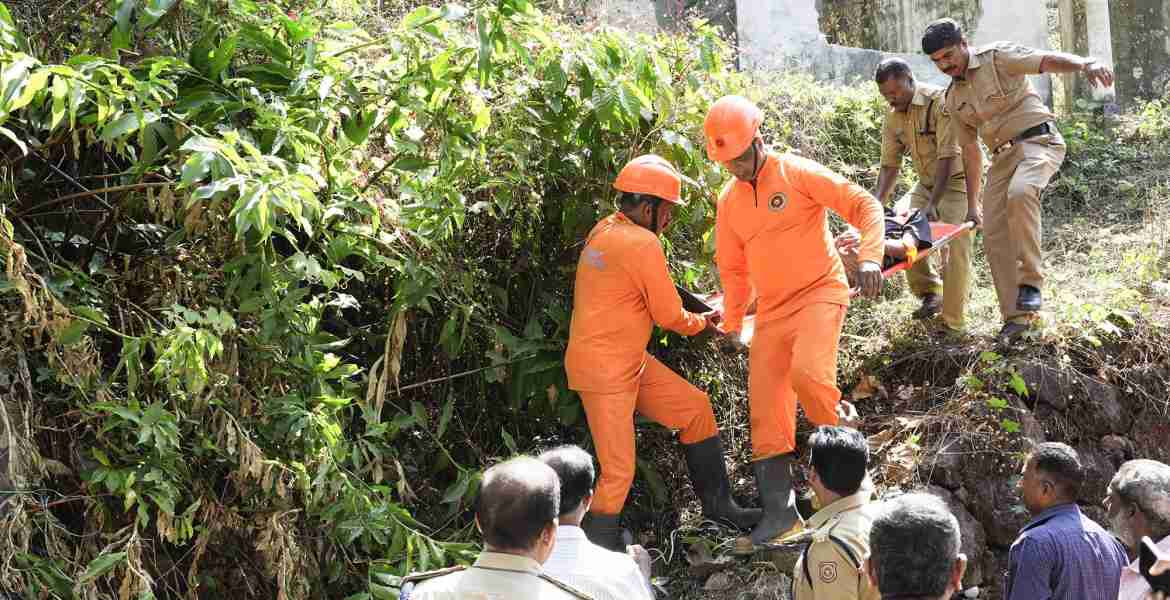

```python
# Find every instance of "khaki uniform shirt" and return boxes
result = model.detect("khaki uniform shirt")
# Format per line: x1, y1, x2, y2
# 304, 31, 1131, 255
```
880, 84, 966, 193
404, 552, 593, 600
792, 491, 880, 600
944, 42, 1054, 152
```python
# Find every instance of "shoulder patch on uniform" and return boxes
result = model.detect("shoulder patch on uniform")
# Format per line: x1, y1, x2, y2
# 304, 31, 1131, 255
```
767, 192, 788, 212
583, 248, 605, 269
818, 561, 839, 584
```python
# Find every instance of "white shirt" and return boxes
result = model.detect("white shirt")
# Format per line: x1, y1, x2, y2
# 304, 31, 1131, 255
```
542, 525, 653, 600
1119, 535, 1170, 600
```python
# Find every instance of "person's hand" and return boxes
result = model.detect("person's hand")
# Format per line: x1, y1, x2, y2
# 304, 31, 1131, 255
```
965, 206, 982, 229
857, 260, 883, 299
1144, 540, 1170, 600
694, 311, 722, 342
718, 329, 747, 353
835, 229, 861, 252
627, 544, 652, 580
923, 202, 940, 222
837, 400, 860, 428
1083, 60, 1114, 88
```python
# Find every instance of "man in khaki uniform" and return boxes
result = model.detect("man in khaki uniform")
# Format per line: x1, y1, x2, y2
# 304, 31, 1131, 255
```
400, 456, 596, 600
792, 427, 880, 600
922, 18, 1114, 341
873, 57, 971, 331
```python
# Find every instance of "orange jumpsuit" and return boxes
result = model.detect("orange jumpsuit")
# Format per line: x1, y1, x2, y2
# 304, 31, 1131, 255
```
565, 212, 717, 515
715, 153, 883, 460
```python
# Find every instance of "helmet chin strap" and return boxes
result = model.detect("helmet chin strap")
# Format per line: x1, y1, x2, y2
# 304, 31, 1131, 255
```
648, 197, 662, 234
749, 140, 762, 207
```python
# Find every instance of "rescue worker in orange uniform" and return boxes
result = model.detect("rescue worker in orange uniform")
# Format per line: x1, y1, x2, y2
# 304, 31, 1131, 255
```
703, 96, 885, 554
565, 155, 762, 551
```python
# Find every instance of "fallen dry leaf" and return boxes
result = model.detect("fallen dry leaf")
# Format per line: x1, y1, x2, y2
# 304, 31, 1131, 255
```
704, 572, 735, 592
851, 374, 887, 401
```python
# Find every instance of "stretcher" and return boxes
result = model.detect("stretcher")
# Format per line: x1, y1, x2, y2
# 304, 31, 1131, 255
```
678, 221, 975, 347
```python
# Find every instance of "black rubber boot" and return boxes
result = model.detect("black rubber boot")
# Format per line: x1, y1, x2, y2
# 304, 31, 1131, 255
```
1016, 285, 1042, 312
732, 453, 802, 554
683, 435, 762, 530
583, 513, 630, 552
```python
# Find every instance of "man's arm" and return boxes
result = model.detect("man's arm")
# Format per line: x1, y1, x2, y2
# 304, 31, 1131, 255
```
791, 155, 885, 298
1039, 52, 1115, 88
926, 99, 961, 221
960, 143, 982, 226
875, 115, 904, 205
636, 239, 706, 336
873, 166, 900, 206
1004, 538, 1055, 600
714, 194, 751, 333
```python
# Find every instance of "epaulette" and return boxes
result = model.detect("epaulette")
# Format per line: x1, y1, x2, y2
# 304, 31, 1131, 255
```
538, 572, 596, 599
399, 566, 466, 599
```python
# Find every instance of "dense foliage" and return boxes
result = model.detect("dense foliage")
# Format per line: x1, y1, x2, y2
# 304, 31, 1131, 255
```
0, 0, 893, 597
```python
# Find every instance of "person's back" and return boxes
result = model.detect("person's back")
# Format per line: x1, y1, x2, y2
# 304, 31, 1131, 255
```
542, 528, 650, 600
403, 456, 593, 600
406, 555, 590, 600
539, 445, 652, 600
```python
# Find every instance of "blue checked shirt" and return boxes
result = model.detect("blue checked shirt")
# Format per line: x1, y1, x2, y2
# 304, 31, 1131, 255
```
1004, 503, 1129, 600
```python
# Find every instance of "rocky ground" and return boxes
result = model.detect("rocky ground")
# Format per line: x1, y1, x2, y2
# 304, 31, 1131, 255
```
629, 198, 1170, 599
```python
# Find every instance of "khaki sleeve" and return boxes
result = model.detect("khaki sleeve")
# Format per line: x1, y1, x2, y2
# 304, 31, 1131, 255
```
934, 100, 960, 160
994, 44, 1045, 76
879, 114, 904, 169
805, 541, 865, 600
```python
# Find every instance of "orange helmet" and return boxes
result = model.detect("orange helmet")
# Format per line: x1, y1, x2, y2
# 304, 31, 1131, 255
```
612, 154, 693, 205
704, 95, 764, 162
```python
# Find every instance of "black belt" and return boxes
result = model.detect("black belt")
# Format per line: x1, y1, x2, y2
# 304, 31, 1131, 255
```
993, 122, 1053, 155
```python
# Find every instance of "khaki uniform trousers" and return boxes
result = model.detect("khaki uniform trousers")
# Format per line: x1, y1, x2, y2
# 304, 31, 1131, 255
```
579, 354, 718, 515
984, 132, 1066, 324
903, 184, 973, 330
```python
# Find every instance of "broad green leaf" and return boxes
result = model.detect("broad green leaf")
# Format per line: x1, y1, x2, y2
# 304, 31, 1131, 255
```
1009, 372, 1029, 397
8, 68, 48, 112
470, 94, 490, 133
476, 12, 492, 86
78, 552, 127, 583
112, 0, 136, 51
341, 109, 375, 145
402, 6, 439, 28
140, 0, 178, 29
209, 34, 238, 80
100, 112, 141, 143
49, 75, 67, 130
0, 126, 27, 156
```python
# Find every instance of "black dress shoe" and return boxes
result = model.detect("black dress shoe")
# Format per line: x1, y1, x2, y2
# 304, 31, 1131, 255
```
1016, 285, 1042, 312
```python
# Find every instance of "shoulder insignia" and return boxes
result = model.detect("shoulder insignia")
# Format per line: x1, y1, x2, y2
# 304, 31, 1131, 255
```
538, 572, 595, 599
818, 561, 839, 583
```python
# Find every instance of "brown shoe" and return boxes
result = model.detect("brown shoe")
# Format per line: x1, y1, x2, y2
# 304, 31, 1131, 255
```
912, 293, 942, 320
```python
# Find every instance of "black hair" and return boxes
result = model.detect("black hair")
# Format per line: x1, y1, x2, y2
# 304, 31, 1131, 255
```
875, 58, 913, 84
809, 426, 868, 496
922, 18, 963, 55
538, 445, 595, 517
476, 456, 560, 551
1029, 442, 1084, 499
620, 191, 660, 210
869, 493, 961, 597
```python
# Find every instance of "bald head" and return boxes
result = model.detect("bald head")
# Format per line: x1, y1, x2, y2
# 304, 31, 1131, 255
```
477, 456, 560, 552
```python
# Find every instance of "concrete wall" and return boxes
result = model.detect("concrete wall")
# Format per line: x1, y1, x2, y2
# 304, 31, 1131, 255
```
737, 0, 1052, 102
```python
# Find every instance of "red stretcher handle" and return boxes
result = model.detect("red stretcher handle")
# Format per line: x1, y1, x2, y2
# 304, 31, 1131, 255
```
849, 221, 976, 299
